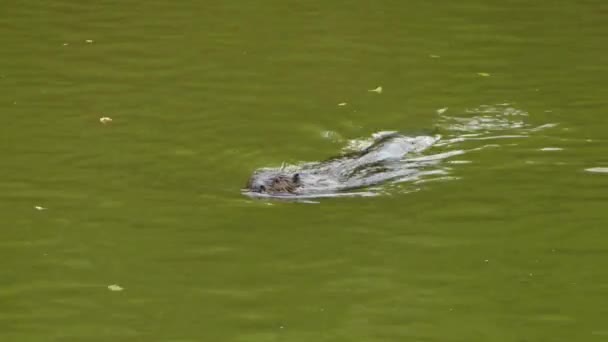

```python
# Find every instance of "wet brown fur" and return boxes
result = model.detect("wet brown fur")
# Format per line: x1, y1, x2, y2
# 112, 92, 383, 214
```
247, 173, 301, 194
267, 175, 299, 193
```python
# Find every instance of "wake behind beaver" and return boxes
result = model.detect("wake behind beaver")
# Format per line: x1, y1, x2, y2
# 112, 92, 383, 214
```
243, 104, 555, 200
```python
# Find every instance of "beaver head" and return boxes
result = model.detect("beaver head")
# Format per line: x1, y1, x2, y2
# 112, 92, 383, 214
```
247, 171, 301, 194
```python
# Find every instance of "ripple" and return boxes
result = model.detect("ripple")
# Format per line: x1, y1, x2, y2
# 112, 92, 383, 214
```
439, 104, 529, 132
448, 160, 472, 164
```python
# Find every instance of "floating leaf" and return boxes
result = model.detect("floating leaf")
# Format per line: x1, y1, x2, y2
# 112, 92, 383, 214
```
108, 284, 124, 291
34, 206, 47, 211
338, 102, 347, 106
436, 107, 448, 114
85, 39, 94, 44
477, 72, 490, 77
368, 86, 382, 94
99, 117, 112, 124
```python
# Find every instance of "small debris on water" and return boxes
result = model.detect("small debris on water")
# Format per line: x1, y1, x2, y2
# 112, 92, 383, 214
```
484, 259, 489, 262
540, 147, 563, 151
429, 54, 440, 58
477, 72, 490, 77
63, 43, 69, 46
586, 167, 608, 174
34, 206, 47, 211
99, 116, 112, 124
338, 102, 347, 106
437, 107, 448, 114
85, 39, 94, 44
368, 86, 382, 94
107, 284, 124, 291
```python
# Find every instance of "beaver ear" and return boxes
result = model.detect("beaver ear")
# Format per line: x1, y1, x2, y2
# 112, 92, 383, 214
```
293, 173, 300, 183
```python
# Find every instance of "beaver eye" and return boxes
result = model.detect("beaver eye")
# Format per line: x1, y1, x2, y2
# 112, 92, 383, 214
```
259, 185, 266, 192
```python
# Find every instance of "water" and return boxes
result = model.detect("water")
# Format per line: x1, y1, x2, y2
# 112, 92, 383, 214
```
2, 0, 607, 341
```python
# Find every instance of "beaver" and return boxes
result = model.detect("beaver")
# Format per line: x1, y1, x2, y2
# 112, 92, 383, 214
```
246, 172, 301, 194
244, 132, 441, 197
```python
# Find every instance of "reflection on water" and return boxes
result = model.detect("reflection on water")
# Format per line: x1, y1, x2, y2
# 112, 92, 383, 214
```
585, 167, 608, 174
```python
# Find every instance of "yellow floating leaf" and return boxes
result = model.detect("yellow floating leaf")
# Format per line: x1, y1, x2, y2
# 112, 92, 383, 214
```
99, 116, 112, 124
108, 284, 124, 291
368, 86, 382, 94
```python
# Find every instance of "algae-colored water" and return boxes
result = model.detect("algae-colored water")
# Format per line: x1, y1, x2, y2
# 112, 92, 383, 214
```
2, 1, 608, 341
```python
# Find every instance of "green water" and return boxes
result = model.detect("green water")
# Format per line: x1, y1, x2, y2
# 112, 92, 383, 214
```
2, 1, 608, 341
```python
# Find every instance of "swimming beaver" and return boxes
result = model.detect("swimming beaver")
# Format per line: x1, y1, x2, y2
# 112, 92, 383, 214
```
244, 105, 547, 198
245, 132, 440, 197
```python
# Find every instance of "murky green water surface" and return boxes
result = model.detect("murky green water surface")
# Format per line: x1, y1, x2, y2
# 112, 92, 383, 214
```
2, 1, 608, 341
